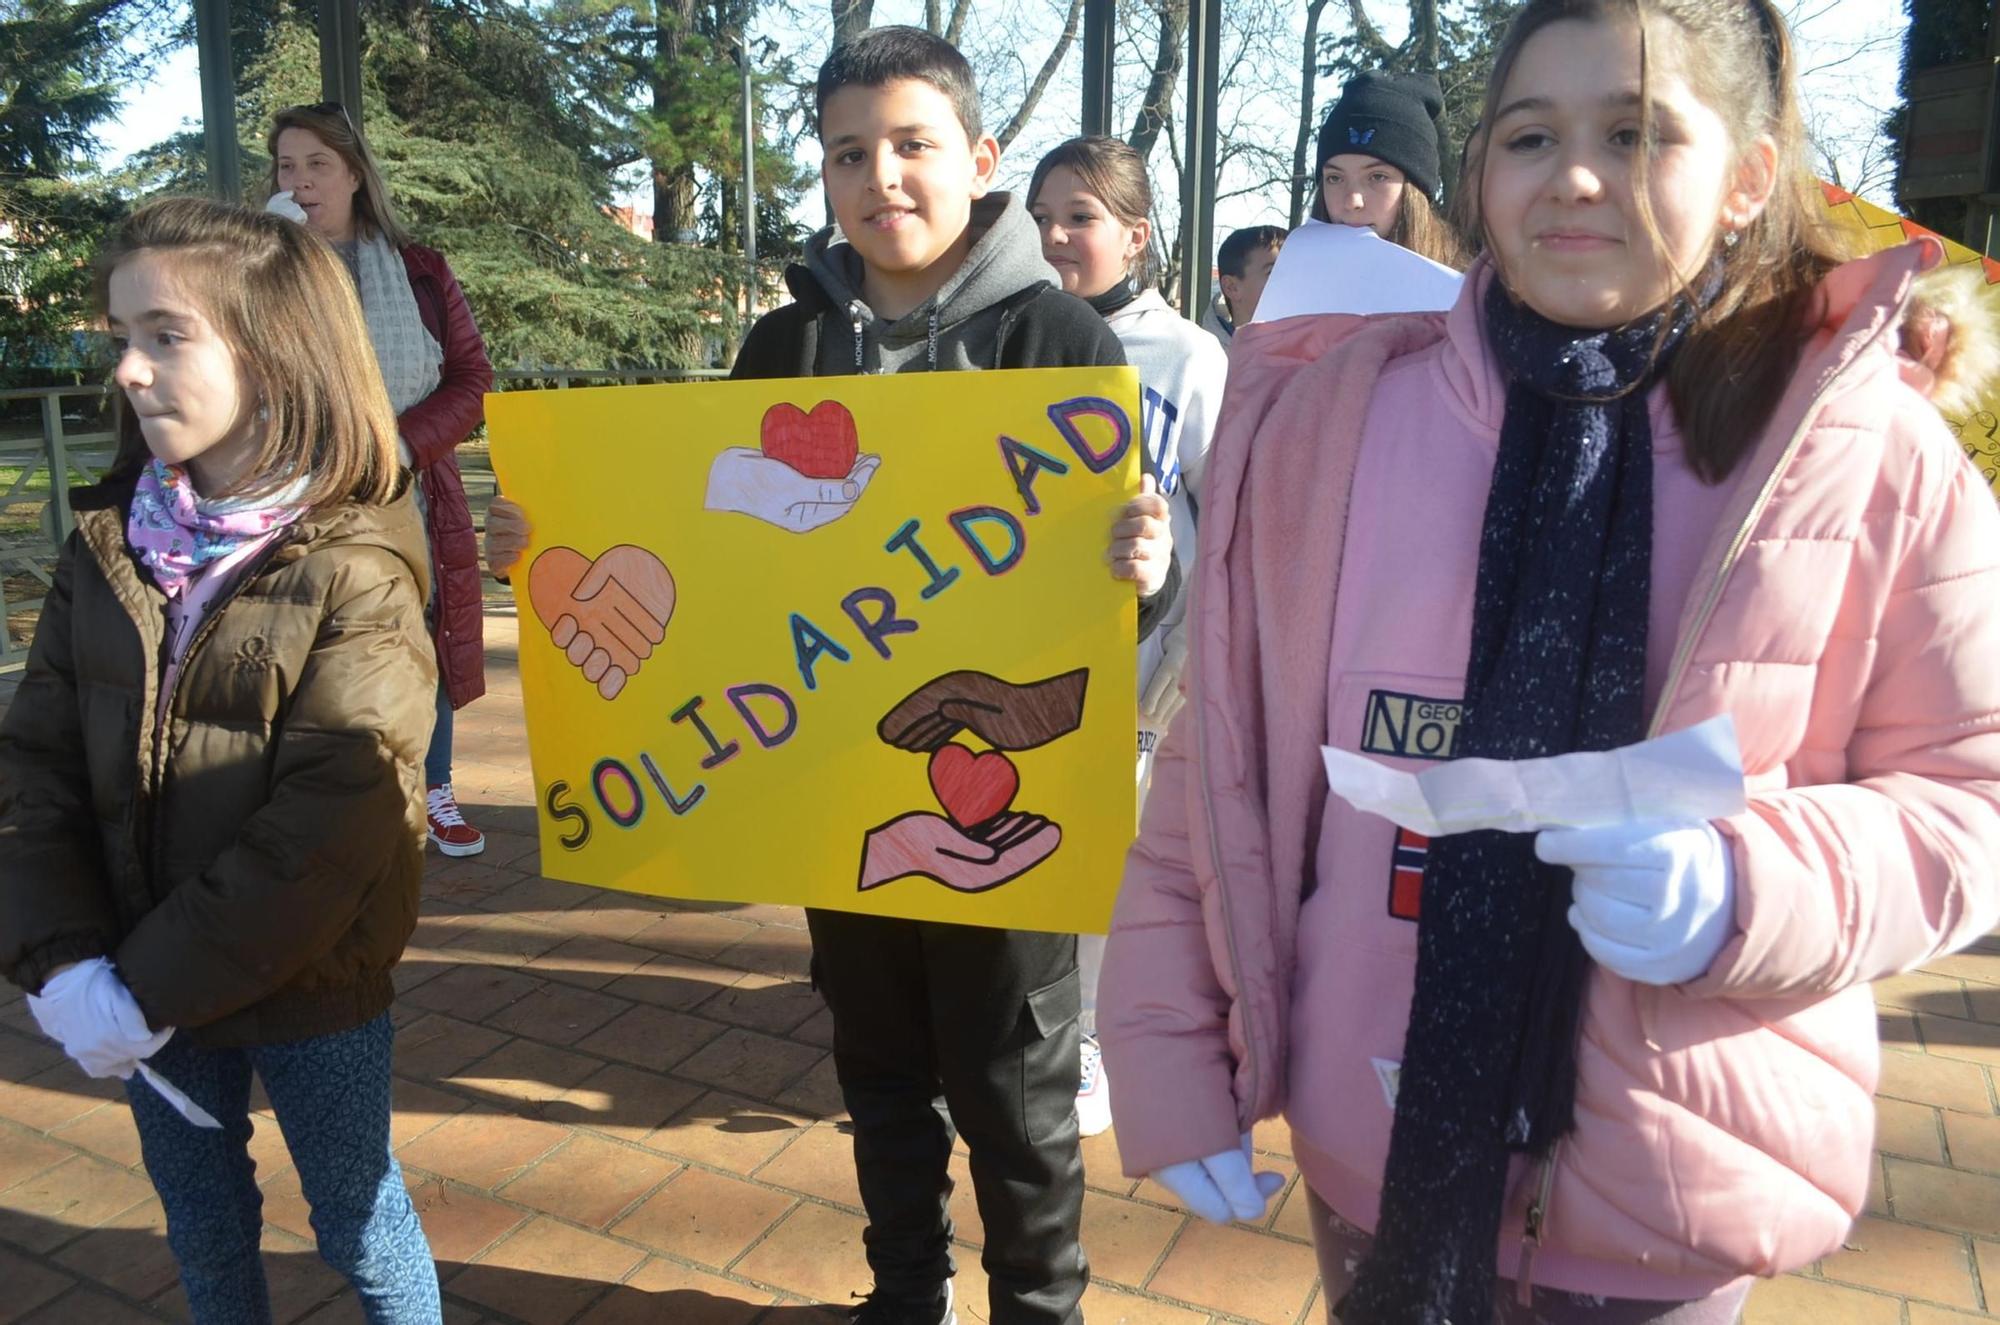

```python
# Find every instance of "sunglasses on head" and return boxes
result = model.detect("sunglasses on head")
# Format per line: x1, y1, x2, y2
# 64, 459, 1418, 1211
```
287, 100, 356, 128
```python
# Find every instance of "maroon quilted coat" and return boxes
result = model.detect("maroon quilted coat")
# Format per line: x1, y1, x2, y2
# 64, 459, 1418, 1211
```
399, 243, 491, 709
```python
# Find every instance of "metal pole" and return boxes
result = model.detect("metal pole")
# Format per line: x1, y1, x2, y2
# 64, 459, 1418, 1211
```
1177, 0, 1220, 319
192, 0, 239, 201
1081, 0, 1116, 137
318, 0, 365, 133
742, 37, 758, 319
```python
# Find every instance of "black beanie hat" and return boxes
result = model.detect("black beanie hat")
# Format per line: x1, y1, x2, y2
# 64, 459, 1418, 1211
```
1315, 70, 1446, 201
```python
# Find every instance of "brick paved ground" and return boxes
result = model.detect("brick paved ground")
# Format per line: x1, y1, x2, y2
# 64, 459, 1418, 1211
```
1, 601, 1996, 1323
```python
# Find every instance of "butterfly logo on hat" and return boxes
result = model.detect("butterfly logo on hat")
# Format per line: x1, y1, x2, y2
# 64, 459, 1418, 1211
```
1348, 126, 1377, 146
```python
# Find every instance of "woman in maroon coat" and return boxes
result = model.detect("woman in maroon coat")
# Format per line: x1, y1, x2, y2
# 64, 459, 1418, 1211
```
266, 102, 493, 855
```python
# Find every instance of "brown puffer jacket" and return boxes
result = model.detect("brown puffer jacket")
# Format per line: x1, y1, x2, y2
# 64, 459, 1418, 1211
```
0, 473, 436, 1048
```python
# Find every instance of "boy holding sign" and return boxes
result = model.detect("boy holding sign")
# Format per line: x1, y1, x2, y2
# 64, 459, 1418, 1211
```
488, 26, 1173, 1325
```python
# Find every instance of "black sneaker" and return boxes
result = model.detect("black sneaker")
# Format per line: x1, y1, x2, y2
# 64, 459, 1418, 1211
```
850, 1282, 955, 1325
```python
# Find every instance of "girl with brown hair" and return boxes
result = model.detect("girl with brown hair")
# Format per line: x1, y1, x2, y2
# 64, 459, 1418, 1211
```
1100, 0, 2000, 1321
0, 196, 442, 1322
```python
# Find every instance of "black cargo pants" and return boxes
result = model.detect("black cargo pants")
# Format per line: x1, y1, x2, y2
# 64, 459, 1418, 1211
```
806, 908, 1088, 1325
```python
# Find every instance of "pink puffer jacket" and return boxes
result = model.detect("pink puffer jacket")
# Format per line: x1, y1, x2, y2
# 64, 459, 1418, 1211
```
1098, 241, 2000, 1288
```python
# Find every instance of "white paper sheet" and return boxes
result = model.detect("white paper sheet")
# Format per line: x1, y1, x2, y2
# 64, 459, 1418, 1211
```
1250, 220, 1464, 323
1321, 715, 1747, 837
137, 1062, 222, 1129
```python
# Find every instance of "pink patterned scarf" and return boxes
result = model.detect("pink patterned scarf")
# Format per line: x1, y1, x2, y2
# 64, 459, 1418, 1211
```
126, 458, 304, 599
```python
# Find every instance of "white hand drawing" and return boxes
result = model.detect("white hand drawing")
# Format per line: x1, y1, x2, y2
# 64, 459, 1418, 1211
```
704, 447, 881, 533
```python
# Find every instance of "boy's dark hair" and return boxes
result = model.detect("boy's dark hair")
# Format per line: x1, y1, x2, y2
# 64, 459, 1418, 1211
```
815, 25, 983, 142
1217, 226, 1286, 279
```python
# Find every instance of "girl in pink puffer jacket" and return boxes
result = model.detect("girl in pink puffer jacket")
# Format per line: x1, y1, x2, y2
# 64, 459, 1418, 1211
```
1097, 2, 2000, 1323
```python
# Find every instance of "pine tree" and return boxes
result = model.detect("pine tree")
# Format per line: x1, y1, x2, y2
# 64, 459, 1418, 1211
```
3, 0, 768, 376
0, 0, 160, 383
543, 0, 812, 260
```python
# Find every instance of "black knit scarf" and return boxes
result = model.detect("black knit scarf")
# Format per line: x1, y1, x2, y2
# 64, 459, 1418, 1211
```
1338, 285, 1699, 1325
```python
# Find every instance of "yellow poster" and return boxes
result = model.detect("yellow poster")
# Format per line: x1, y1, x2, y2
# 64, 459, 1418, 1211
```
486, 368, 1142, 934
1820, 181, 2000, 495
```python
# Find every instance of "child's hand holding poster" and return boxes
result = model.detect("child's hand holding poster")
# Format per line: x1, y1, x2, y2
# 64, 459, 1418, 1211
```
486, 367, 1142, 934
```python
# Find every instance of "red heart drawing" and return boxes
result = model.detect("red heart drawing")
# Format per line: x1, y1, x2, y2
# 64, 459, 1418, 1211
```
761, 401, 860, 480
927, 743, 1019, 828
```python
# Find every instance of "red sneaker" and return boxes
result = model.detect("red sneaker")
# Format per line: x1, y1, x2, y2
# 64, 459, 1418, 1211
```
425, 783, 486, 857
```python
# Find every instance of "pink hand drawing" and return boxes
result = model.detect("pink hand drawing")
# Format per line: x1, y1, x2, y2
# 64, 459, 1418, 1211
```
857, 812, 1063, 894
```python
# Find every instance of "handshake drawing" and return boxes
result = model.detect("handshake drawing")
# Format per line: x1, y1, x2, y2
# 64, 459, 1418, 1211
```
529, 545, 677, 700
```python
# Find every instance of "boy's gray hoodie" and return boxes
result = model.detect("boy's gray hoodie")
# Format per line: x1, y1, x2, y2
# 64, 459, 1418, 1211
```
805, 192, 1061, 374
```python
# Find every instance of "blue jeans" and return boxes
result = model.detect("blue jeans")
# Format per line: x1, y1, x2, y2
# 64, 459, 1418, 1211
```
126, 1014, 442, 1325
424, 682, 452, 787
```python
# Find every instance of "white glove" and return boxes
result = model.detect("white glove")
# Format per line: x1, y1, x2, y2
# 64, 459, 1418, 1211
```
1150, 1132, 1286, 1224
1536, 820, 1736, 986
1140, 626, 1190, 735
264, 190, 308, 223
27, 958, 173, 1078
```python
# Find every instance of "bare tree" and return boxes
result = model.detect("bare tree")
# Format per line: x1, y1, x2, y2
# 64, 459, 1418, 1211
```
833, 0, 874, 47
1290, 0, 1334, 225
1782, 0, 1903, 205
946, 0, 974, 45
1116, 0, 1299, 302
997, 0, 1087, 150
914, 0, 1120, 179
1123, 0, 1190, 159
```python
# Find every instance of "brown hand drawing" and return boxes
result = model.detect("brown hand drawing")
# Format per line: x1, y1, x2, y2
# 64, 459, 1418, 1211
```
876, 668, 1089, 753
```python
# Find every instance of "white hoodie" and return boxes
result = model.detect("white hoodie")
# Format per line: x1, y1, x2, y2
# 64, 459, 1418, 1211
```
1103, 287, 1230, 782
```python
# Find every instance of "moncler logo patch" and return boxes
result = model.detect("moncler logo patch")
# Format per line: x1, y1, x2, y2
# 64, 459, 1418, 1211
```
1361, 689, 1462, 761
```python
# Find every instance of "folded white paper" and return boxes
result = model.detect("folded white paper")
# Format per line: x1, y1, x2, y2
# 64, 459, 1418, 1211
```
1321, 715, 1747, 837
1251, 220, 1464, 323
138, 1062, 222, 1129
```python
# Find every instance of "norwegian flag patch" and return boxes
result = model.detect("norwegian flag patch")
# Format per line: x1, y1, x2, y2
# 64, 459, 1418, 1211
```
1388, 827, 1428, 921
